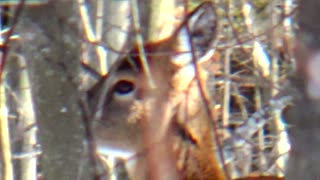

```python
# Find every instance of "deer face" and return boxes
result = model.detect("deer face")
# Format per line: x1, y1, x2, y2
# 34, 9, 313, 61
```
87, 2, 224, 179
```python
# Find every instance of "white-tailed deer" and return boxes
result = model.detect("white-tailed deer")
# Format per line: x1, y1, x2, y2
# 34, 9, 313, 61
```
87, 2, 226, 180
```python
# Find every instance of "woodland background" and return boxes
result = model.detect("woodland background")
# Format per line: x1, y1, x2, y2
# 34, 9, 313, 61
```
0, 0, 300, 180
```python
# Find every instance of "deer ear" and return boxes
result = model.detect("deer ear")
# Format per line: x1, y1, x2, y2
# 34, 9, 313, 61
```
173, 2, 218, 66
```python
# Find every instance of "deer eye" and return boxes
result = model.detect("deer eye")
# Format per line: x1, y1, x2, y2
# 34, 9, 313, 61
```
113, 79, 135, 96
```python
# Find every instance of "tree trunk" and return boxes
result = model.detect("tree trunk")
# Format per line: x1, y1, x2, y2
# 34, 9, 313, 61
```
11, 2, 91, 179
285, 0, 320, 179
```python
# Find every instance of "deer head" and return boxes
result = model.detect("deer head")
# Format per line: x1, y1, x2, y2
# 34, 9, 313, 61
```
87, 2, 225, 179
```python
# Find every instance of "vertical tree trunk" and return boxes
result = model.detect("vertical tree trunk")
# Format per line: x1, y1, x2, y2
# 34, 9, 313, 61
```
5, 54, 37, 180
105, 0, 131, 68
0, 85, 13, 180
12, 2, 91, 179
285, 0, 320, 180
147, 0, 175, 41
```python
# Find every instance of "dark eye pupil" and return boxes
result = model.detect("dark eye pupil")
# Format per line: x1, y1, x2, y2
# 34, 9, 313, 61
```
114, 80, 135, 95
